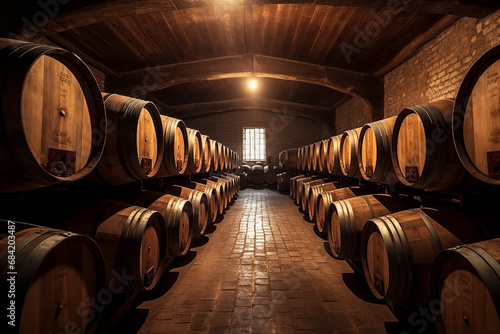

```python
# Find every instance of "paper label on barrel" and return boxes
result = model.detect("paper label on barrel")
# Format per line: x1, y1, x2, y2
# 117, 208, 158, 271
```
43, 148, 76, 176
177, 160, 183, 172
405, 166, 419, 182
141, 158, 152, 174
487, 151, 500, 179
144, 266, 155, 287
365, 164, 374, 178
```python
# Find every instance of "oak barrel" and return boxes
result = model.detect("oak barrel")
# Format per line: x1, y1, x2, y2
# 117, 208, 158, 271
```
210, 140, 220, 172
199, 178, 226, 215
307, 182, 337, 222
328, 194, 419, 261
264, 165, 278, 184
0, 39, 106, 192
95, 93, 164, 184
113, 191, 193, 258
156, 115, 188, 177
289, 174, 305, 199
316, 186, 373, 235
0, 222, 106, 334
429, 238, 500, 334
184, 128, 203, 175
199, 134, 212, 173
163, 185, 209, 241
61, 199, 168, 291
391, 99, 467, 190
301, 179, 325, 212
218, 143, 226, 171
358, 117, 397, 183
295, 177, 313, 206
362, 208, 489, 306
326, 135, 342, 175
340, 127, 362, 178
453, 45, 500, 185
249, 165, 265, 184
277, 172, 291, 193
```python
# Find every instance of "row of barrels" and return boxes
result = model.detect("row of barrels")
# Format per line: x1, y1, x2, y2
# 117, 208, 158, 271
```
288, 174, 500, 333
0, 38, 239, 193
280, 45, 500, 189
0, 173, 239, 333
240, 164, 279, 185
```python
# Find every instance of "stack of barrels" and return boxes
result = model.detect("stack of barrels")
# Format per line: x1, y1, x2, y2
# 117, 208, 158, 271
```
281, 45, 500, 333
0, 38, 241, 333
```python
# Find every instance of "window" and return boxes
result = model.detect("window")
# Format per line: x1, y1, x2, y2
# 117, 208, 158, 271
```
243, 127, 266, 161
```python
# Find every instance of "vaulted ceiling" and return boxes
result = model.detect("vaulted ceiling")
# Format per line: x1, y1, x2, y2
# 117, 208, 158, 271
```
2, 1, 499, 128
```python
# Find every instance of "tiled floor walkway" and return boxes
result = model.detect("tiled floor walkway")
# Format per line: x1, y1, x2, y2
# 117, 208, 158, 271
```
113, 188, 405, 333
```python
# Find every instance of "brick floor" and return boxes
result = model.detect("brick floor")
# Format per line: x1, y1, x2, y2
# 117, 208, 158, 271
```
111, 188, 408, 333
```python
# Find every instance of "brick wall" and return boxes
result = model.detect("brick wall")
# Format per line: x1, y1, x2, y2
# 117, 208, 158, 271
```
385, 11, 500, 117
183, 110, 334, 165
335, 97, 371, 134
335, 10, 500, 131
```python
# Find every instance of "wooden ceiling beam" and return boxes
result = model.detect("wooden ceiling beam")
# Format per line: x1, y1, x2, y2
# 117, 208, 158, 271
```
152, 96, 336, 129
19, 0, 498, 38
106, 53, 383, 120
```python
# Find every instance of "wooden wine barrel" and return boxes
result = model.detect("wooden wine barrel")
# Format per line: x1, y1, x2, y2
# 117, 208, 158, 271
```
317, 186, 373, 235
453, 45, 500, 185
340, 127, 362, 178
328, 194, 419, 261
237, 172, 247, 190
60, 199, 167, 292
326, 135, 342, 175
93, 93, 164, 184
223, 173, 240, 195
290, 174, 306, 199
277, 172, 291, 193
187, 182, 218, 224
307, 144, 315, 172
297, 147, 304, 171
358, 117, 397, 183
392, 99, 467, 190
317, 140, 328, 173
183, 128, 203, 175
429, 238, 500, 334
311, 142, 320, 172
218, 143, 226, 171
362, 207, 489, 306
264, 166, 278, 184
210, 139, 219, 172
214, 175, 236, 201
0, 223, 106, 334
163, 185, 209, 241
212, 176, 232, 208
0, 39, 106, 192
307, 182, 337, 222
249, 165, 265, 184
301, 179, 325, 212
106, 191, 192, 258
283, 148, 298, 170
200, 134, 212, 173
295, 177, 313, 206
199, 178, 226, 215
155, 115, 188, 177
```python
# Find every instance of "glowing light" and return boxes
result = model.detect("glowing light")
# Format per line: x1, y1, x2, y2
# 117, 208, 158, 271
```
248, 79, 258, 90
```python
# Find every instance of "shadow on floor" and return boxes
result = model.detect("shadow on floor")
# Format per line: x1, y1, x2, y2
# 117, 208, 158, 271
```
313, 225, 327, 240
342, 272, 385, 305
109, 308, 149, 334
204, 224, 217, 235
141, 270, 180, 301
171, 250, 197, 268
323, 242, 334, 258
191, 235, 209, 248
